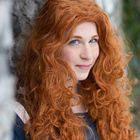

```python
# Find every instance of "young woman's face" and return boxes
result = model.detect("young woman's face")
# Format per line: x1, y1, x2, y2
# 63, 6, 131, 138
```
61, 22, 99, 81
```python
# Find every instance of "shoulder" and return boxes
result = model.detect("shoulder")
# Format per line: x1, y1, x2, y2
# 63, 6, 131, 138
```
12, 101, 30, 140
14, 101, 29, 124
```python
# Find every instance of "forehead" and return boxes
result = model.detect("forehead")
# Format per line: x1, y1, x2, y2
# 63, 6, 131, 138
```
72, 22, 98, 36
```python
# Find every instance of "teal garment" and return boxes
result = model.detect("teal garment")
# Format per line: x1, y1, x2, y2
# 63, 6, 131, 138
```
13, 113, 100, 140
76, 112, 100, 140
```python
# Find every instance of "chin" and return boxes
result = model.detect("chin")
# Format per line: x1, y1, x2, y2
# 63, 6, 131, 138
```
77, 74, 89, 81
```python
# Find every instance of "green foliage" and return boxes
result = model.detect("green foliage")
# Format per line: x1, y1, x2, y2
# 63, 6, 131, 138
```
122, 0, 140, 131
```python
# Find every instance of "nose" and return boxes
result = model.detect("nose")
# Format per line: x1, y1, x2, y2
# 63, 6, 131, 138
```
80, 44, 92, 60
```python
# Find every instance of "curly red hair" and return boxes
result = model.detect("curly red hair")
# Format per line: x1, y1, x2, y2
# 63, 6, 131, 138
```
16, 0, 137, 140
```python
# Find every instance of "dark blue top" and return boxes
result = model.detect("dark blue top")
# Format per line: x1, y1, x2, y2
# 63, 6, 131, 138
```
13, 114, 26, 140
13, 113, 99, 140
77, 112, 100, 140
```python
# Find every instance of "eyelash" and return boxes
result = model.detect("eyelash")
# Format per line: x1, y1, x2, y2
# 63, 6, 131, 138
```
89, 38, 99, 44
68, 38, 99, 46
69, 39, 81, 46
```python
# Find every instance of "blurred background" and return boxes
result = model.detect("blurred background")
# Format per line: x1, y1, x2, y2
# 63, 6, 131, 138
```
122, 0, 140, 132
0, 0, 140, 139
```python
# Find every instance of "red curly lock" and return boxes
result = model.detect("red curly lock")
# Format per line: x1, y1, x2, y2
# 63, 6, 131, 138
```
16, 0, 137, 140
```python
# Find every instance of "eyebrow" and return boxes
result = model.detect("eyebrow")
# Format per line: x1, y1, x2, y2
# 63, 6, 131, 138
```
71, 35, 99, 39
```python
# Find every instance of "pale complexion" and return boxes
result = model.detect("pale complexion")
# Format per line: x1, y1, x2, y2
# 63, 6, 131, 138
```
62, 22, 99, 81
61, 22, 100, 113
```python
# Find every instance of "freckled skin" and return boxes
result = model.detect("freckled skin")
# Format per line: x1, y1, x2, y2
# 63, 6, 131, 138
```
61, 22, 100, 81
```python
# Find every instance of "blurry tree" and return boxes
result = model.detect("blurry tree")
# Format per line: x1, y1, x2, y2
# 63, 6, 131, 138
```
0, 0, 15, 140
122, 0, 140, 132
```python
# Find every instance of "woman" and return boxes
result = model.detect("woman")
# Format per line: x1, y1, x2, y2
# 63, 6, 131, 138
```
13, 0, 137, 140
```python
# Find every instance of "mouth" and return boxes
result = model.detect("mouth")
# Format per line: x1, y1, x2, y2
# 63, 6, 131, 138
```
76, 64, 92, 71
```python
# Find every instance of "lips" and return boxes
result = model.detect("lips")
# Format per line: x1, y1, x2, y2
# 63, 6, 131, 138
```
76, 64, 92, 71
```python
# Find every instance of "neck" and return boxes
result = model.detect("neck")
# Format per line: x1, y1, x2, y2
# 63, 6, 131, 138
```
71, 103, 88, 114
71, 84, 88, 114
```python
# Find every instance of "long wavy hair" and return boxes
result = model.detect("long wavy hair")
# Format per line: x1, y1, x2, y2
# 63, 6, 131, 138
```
16, 0, 137, 140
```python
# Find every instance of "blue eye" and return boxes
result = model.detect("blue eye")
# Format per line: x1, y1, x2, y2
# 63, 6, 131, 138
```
89, 38, 99, 44
69, 39, 81, 46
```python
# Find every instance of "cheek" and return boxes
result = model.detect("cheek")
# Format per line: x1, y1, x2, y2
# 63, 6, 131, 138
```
61, 50, 76, 64
93, 46, 100, 60
96, 48, 100, 58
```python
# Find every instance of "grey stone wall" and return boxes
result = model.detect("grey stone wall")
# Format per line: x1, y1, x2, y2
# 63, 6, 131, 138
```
11, 0, 45, 69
